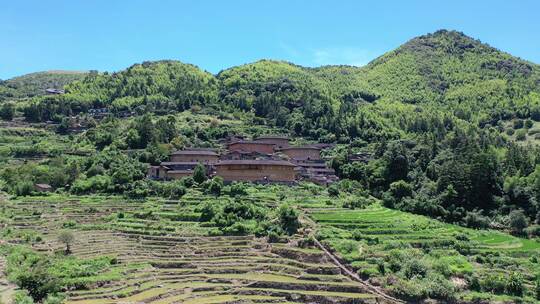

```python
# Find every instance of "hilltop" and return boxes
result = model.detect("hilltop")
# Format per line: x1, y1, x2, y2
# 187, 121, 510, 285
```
0, 70, 88, 101
360, 30, 540, 121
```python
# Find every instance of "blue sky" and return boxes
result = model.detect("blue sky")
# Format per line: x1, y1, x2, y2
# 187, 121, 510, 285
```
1, 0, 539, 79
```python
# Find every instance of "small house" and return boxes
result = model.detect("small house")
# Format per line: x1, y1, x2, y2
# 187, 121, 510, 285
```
278, 146, 322, 161
34, 183, 53, 192
45, 88, 65, 95
227, 141, 275, 155
254, 135, 290, 149
215, 160, 296, 183
170, 149, 219, 164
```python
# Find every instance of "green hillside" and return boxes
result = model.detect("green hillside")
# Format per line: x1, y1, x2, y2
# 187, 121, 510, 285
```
359, 30, 540, 124
65, 60, 218, 113
0, 70, 87, 101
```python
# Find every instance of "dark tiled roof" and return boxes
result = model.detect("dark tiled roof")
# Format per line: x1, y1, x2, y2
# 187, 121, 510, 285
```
278, 146, 321, 151
307, 168, 335, 173
171, 150, 218, 156
184, 147, 219, 151
226, 150, 270, 155
215, 160, 297, 167
295, 162, 328, 168
229, 141, 275, 146
255, 135, 290, 140
160, 161, 200, 166
308, 143, 335, 149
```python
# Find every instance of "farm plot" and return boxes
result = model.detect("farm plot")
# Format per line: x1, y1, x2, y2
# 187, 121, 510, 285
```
0, 192, 386, 304
308, 204, 540, 303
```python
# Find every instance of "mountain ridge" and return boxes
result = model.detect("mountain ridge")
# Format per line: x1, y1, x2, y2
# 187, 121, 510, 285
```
7, 29, 540, 132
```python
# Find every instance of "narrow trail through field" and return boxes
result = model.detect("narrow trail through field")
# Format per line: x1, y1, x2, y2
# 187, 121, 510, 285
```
299, 211, 406, 304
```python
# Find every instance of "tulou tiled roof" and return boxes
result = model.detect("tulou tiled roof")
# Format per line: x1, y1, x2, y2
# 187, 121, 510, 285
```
171, 150, 219, 156
215, 160, 297, 167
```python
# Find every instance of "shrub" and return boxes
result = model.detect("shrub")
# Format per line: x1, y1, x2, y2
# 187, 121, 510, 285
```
57, 231, 75, 254
480, 273, 506, 293
532, 107, 540, 121
15, 181, 34, 196
62, 220, 77, 228
70, 175, 112, 194
192, 163, 207, 184
13, 291, 34, 304
278, 205, 300, 235
386, 249, 422, 273
227, 182, 248, 196
515, 129, 527, 141
509, 209, 529, 235
391, 277, 427, 301
327, 184, 340, 197
525, 225, 540, 238
402, 258, 429, 279
267, 229, 283, 243
342, 196, 369, 209
432, 255, 473, 276
359, 266, 379, 278
10, 260, 61, 302
0, 103, 14, 121
513, 119, 524, 129
126, 180, 149, 199
334, 239, 358, 255
180, 176, 195, 188
42, 293, 65, 304
506, 272, 524, 296
169, 184, 186, 199
389, 180, 413, 200
464, 210, 489, 229
204, 176, 223, 196
425, 274, 457, 301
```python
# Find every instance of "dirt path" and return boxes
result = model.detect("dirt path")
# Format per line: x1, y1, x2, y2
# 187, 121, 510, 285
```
299, 212, 406, 304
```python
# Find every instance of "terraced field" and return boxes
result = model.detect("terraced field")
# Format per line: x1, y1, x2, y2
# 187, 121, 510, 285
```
0, 190, 392, 304
308, 204, 540, 302
4, 186, 540, 303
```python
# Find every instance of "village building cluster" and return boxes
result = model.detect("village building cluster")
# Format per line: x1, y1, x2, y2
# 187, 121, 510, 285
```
147, 135, 338, 185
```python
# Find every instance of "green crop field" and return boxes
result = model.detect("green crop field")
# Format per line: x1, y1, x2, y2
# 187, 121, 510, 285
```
0, 187, 388, 304
2, 185, 540, 303
309, 204, 540, 302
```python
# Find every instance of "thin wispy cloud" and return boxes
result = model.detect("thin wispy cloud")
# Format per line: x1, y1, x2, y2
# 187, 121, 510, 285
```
312, 47, 374, 67
278, 42, 301, 58
278, 43, 374, 67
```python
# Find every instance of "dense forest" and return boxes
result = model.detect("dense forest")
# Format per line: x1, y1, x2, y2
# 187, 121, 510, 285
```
2, 29, 540, 303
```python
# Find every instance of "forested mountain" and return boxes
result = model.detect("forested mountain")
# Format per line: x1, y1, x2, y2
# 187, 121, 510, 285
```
0, 70, 87, 101
360, 30, 540, 124
65, 60, 218, 112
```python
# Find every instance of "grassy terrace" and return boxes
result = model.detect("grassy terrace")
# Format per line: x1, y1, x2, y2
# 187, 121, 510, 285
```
0, 188, 384, 304
4, 184, 540, 303
308, 204, 540, 303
